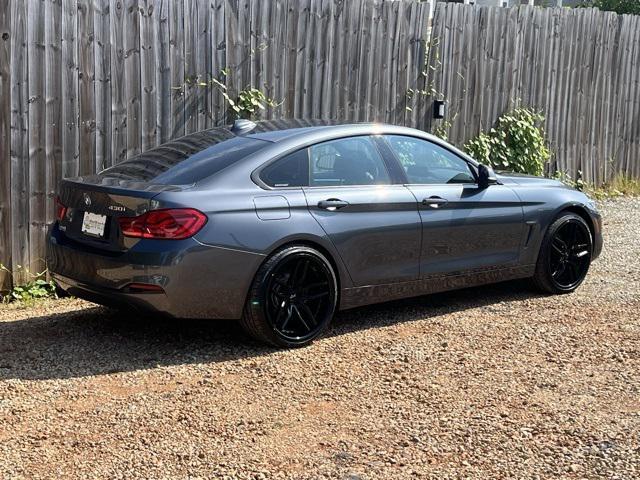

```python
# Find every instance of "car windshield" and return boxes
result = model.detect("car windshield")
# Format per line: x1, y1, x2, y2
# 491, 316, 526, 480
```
99, 129, 269, 185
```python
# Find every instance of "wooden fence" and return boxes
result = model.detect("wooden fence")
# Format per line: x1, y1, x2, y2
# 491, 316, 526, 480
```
0, 0, 433, 288
426, 3, 640, 184
0, 0, 639, 289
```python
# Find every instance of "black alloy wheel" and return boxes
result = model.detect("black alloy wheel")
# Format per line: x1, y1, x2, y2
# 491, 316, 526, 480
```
265, 253, 335, 342
534, 213, 593, 293
548, 219, 592, 289
241, 246, 338, 347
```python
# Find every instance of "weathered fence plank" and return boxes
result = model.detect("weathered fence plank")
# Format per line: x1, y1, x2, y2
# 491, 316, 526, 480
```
168, 0, 185, 138
210, 0, 226, 126
140, 0, 156, 151
125, 0, 141, 157
10, 0, 29, 284
183, 0, 197, 133
94, 0, 111, 171
110, 0, 126, 164
61, 0, 79, 180
0, 0, 11, 289
154, 0, 170, 144
27, 0, 46, 274
196, 0, 210, 130
45, 0, 63, 240
78, 0, 96, 176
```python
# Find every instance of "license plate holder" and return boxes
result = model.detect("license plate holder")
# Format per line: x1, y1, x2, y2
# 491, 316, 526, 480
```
81, 212, 107, 238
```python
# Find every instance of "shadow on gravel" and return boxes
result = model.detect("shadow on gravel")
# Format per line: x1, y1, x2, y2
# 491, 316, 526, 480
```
0, 280, 544, 381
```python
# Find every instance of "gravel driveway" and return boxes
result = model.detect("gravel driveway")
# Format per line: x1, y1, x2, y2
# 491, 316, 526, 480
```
0, 198, 638, 479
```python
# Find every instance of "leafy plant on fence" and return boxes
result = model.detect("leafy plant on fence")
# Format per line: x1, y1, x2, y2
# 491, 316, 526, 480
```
0, 264, 57, 304
579, 0, 640, 15
464, 108, 551, 176
182, 69, 281, 122
432, 119, 453, 141
233, 87, 280, 119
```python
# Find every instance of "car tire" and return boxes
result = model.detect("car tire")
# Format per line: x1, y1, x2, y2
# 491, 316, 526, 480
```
533, 212, 593, 294
240, 245, 338, 348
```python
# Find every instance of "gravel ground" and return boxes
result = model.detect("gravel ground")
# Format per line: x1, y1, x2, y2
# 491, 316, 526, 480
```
0, 197, 638, 480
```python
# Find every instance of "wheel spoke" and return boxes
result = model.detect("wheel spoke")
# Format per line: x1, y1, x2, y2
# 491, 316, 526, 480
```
571, 222, 581, 244
552, 236, 567, 252
292, 304, 311, 331
305, 281, 328, 291
566, 261, 579, 282
279, 305, 294, 331
271, 284, 286, 300
567, 254, 580, 265
273, 303, 286, 324
291, 259, 308, 285
271, 293, 283, 308
552, 262, 566, 279
299, 260, 310, 284
302, 291, 329, 302
551, 241, 564, 255
273, 275, 290, 289
297, 303, 318, 329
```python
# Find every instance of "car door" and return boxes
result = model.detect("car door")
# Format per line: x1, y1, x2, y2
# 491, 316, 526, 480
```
301, 136, 422, 286
382, 135, 525, 277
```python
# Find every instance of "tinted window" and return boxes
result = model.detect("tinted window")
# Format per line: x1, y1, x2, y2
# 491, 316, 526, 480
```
100, 129, 269, 185
309, 137, 391, 187
260, 149, 309, 187
385, 135, 475, 185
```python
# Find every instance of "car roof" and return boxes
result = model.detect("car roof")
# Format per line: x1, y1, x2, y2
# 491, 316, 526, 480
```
243, 119, 359, 142
233, 118, 476, 166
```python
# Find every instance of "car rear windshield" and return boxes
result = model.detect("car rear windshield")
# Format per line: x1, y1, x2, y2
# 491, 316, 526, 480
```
99, 130, 269, 185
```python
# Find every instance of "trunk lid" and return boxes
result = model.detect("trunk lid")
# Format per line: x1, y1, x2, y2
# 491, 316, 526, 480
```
57, 177, 183, 252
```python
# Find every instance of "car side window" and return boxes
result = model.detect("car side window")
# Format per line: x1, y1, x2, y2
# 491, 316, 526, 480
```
308, 136, 391, 187
260, 149, 309, 187
385, 135, 476, 185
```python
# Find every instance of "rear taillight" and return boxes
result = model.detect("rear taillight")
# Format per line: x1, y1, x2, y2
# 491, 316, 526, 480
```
55, 196, 67, 221
118, 208, 207, 240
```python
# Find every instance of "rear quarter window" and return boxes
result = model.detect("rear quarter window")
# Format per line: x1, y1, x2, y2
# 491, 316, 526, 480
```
260, 149, 310, 188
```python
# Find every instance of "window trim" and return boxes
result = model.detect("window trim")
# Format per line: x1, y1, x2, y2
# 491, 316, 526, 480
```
380, 134, 479, 187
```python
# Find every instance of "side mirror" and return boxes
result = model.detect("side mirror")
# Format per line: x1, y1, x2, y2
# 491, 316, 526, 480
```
478, 164, 498, 189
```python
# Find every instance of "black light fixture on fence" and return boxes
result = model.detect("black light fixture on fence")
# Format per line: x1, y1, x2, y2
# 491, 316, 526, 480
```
433, 100, 446, 119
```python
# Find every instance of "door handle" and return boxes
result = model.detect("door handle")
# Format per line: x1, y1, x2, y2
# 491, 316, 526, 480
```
422, 196, 448, 209
317, 198, 349, 211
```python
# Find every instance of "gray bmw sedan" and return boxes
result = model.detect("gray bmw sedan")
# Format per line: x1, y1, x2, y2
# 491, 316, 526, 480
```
48, 119, 603, 347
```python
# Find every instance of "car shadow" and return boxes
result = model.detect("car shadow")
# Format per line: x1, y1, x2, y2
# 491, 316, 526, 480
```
0, 280, 545, 381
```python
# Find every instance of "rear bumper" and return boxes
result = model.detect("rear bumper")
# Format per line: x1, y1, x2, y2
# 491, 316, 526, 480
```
51, 272, 173, 315
47, 223, 265, 319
